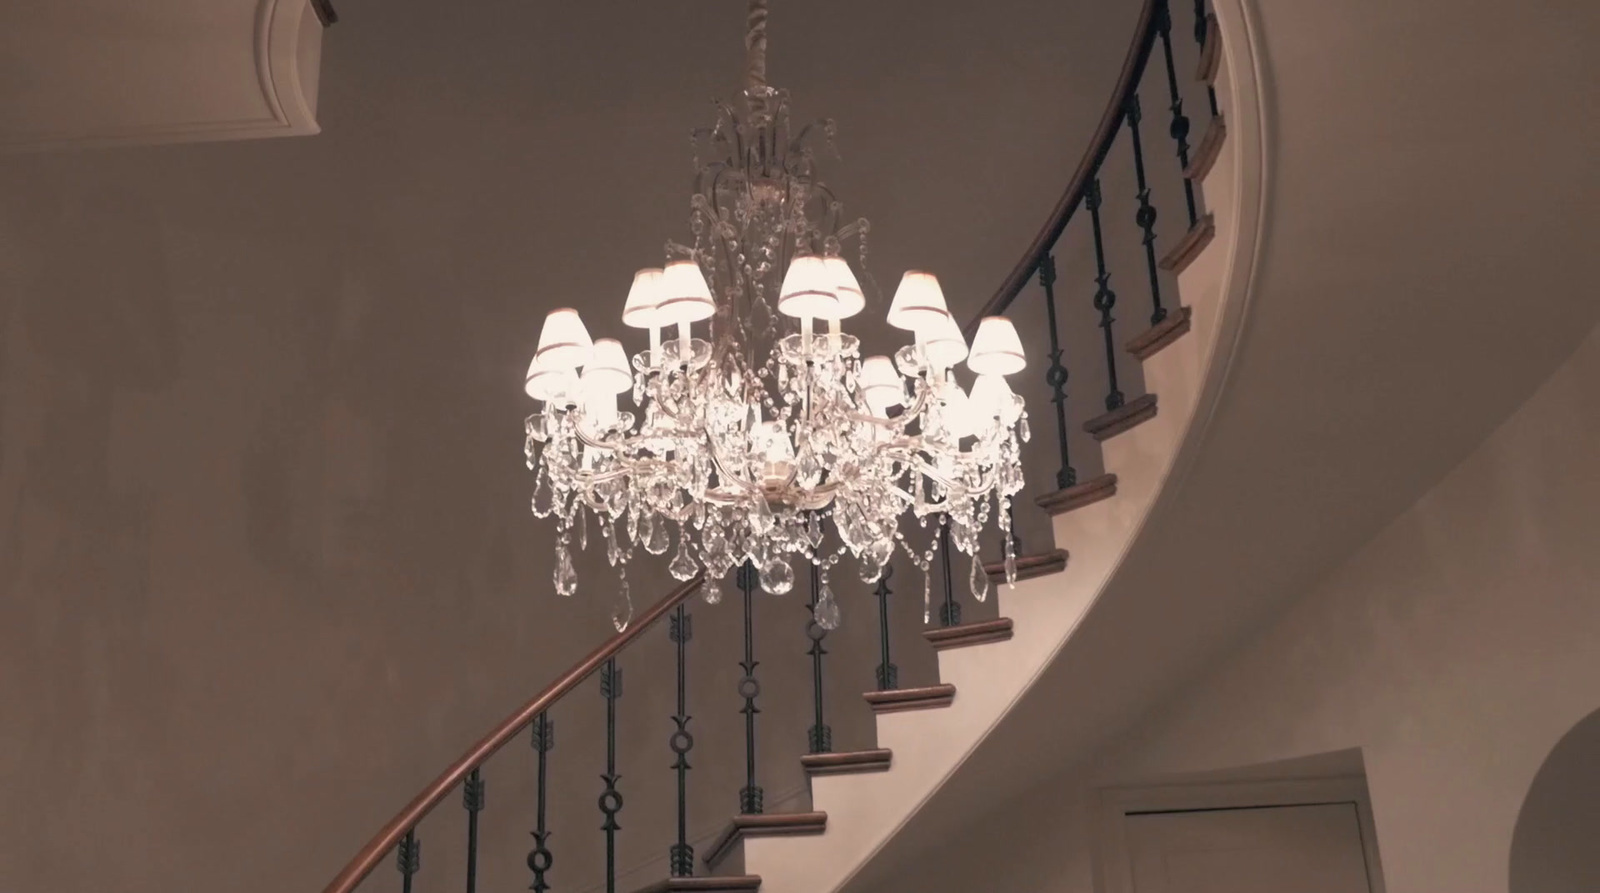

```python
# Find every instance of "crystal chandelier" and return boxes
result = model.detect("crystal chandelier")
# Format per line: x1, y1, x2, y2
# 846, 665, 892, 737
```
523, 0, 1030, 631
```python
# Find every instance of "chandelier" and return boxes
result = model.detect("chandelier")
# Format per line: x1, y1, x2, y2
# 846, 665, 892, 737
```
523, 0, 1029, 631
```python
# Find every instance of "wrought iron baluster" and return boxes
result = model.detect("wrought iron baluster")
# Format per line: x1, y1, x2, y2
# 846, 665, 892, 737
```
1194, 0, 1220, 115
1156, 2, 1199, 227
874, 565, 898, 690
668, 607, 695, 877
805, 561, 832, 753
599, 659, 624, 893
1125, 94, 1168, 327
937, 515, 960, 627
1086, 178, 1125, 411
396, 828, 420, 893
736, 561, 764, 814
528, 713, 555, 893
463, 768, 485, 893
1040, 254, 1077, 490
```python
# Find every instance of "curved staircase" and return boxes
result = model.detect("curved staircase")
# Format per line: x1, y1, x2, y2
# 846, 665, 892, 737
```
319, 1, 1264, 891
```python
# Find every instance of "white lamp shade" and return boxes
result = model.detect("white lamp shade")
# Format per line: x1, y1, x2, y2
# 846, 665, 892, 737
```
622, 268, 665, 328
525, 356, 576, 403
584, 387, 619, 426
860, 354, 903, 409
966, 316, 1027, 376
584, 338, 632, 394
536, 307, 593, 370
657, 260, 716, 324
824, 256, 865, 319
969, 373, 1021, 427
886, 271, 950, 331
777, 255, 840, 319
923, 312, 969, 368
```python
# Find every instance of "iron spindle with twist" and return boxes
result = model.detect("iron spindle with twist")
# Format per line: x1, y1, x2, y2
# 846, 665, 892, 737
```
1125, 94, 1168, 326
668, 607, 695, 876
528, 713, 555, 893
1087, 178, 1125, 411
937, 516, 961, 628
599, 659, 624, 893
395, 828, 420, 893
805, 561, 832, 754
874, 565, 898, 690
1156, 1, 1199, 226
736, 561, 765, 814
1039, 254, 1078, 490
462, 767, 485, 893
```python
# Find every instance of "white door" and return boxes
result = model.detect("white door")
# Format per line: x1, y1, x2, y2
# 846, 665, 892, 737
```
1126, 803, 1374, 893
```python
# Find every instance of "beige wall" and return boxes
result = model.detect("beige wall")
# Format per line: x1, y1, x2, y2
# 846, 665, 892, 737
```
865, 320, 1600, 893
1097, 320, 1600, 892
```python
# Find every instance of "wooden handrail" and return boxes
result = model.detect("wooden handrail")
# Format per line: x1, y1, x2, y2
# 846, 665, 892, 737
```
962, 0, 1164, 338
321, 575, 705, 893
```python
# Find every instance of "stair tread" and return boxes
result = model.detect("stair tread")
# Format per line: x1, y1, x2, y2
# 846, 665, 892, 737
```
801, 749, 892, 776
924, 618, 1014, 650
1035, 474, 1118, 516
632, 876, 763, 893
864, 684, 957, 714
705, 813, 828, 871
984, 548, 1070, 583
1085, 393, 1158, 442
1126, 306, 1193, 360
1186, 114, 1226, 182
1159, 213, 1215, 274
1197, 12, 1221, 82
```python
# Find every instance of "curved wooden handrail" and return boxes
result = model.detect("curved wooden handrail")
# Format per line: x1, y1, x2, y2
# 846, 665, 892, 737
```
321, 575, 705, 893
962, 0, 1164, 338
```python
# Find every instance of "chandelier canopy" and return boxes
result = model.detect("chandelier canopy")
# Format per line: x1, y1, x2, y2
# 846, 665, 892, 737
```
523, 0, 1030, 630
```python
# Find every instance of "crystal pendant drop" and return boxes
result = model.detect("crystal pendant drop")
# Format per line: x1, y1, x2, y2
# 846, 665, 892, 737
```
922, 571, 932, 624
577, 510, 588, 550
669, 531, 698, 581
554, 543, 577, 597
702, 580, 724, 605
531, 468, 553, 518
644, 513, 671, 555
813, 583, 841, 630
859, 556, 884, 584
611, 579, 633, 632
1005, 551, 1018, 586
759, 555, 795, 595
1018, 416, 1031, 442
969, 555, 990, 603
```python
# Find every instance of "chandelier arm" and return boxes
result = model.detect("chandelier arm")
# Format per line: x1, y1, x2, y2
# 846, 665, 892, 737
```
843, 384, 933, 430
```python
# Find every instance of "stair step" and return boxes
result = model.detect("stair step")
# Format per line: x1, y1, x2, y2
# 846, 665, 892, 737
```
1160, 213, 1215, 274
1197, 12, 1221, 83
1035, 474, 1118, 516
632, 877, 763, 893
985, 548, 1070, 583
801, 748, 893, 776
704, 813, 827, 871
1186, 114, 1227, 182
1126, 306, 1193, 360
1085, 393, 1158, 442
864, 684, 957, 714
924, 618, 1014, 651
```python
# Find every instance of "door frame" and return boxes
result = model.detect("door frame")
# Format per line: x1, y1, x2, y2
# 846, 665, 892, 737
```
1094, 776, 1387, 893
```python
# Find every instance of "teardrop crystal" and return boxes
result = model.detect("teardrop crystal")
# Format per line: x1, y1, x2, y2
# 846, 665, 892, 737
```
759, 556, 795, 595
922, 572, 932, 624
669, 532, 698, 581
554, 544, 577, 597
644, 514, 671, 555
813, 584, 841, 630
611, 581, 633, 632
969, 555, 990, 603
702, 580, 723, 605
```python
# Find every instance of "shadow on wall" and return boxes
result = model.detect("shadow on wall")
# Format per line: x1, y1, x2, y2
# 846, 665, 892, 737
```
1511, 705, 1600, 892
